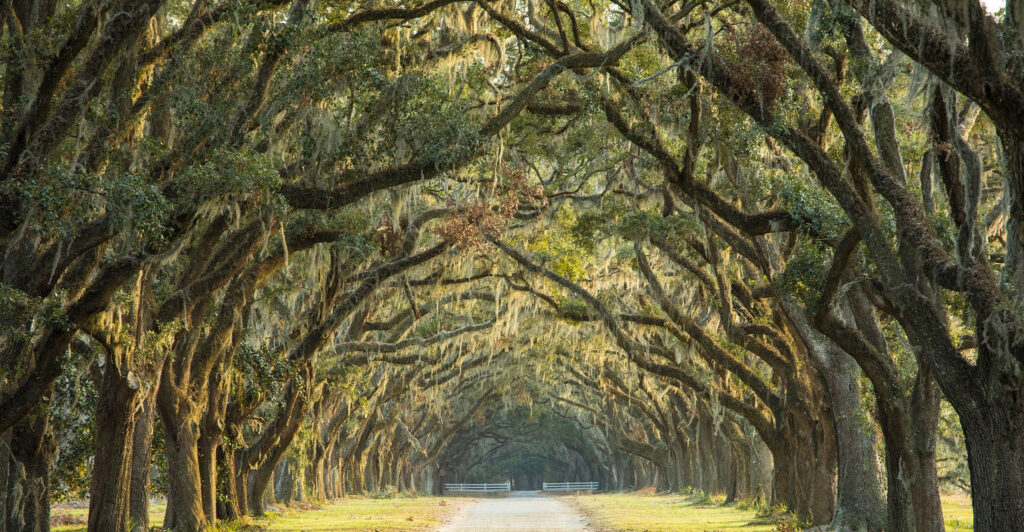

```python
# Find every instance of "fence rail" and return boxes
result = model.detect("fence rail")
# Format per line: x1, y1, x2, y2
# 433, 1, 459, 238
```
443, 481, 511, 492
542, 481, 599, 491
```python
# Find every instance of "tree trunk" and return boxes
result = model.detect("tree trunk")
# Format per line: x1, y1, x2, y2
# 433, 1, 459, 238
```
247, 461, 273, 515
907, 372, 945, 532
959, 394, 1024, 532
87, 364, 140, 532
216, 445, 240, 521
820, 347, 885, 531
873, 375, 945, 532
162, 422, 207, 532
233, 450, 249, 517
129, 387, 157, 532
247, 406, 304, 515
199, 356, 231, 524
4, 410, 55, 532
309, 442, 327, 501
769, 409, 836, 526
276, 459, 295, 505
197, 429, 218, 524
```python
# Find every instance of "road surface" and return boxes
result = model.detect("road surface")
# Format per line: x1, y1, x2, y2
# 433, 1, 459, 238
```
437, 491, 592, 532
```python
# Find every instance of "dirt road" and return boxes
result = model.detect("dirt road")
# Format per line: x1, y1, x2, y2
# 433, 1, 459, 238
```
437, 491, 591, 532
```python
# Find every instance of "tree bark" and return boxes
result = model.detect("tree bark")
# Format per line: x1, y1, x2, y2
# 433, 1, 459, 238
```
1000, 138, 1024, 299
790, 305, 886, 531
959, 390, 1024, 531
4, 409, 55, 532
820, 348, 885, 532
129, 390, 157, 532
215, 444, 240, 520
247, 397, 306, 515
197, 431, 218, 524
161, 421, 206, 531
768, 409, 836, 525
198, 364, 230, 523
87, 361, 140, 532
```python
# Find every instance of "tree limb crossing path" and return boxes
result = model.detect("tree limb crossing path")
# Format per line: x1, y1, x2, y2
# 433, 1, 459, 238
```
438, 491, 592, 531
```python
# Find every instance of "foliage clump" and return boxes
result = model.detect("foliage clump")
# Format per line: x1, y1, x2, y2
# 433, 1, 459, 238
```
438, 166, 545, 249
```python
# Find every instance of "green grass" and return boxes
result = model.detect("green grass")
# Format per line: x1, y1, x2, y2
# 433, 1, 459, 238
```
568, 492, 976, 532
51, 497, 451, 532
569, 493, 777, 532
944, 494, 974, 531
229, 497, 453, 531
51, 502, 165, 531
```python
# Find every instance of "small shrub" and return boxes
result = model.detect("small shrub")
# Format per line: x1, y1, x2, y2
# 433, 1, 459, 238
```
369, 486, 399, 499
681, 486, 710, 505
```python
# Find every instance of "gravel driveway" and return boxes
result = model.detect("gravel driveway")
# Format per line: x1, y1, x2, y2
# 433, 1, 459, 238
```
437, 491, 592, 531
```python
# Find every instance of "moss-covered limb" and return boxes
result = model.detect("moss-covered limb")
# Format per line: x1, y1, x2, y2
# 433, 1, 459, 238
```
4, 0, 166, 187
504, 274, 662, 325
0, 253, 144, 433
846, 0, 1024, 143
747, 0, 999, 317
634, 244, 785, 416
281, 40, 633, 211
494, 235, 776, 441
600, 89, 813, 244
339, 316, 500, 358
0, 1, 101, 182
286, 242, 448, 366
362, 289, 495, 332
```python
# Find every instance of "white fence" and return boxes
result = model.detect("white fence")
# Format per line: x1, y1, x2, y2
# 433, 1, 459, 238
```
542, 481, 599, 491
443, 481, 511, 493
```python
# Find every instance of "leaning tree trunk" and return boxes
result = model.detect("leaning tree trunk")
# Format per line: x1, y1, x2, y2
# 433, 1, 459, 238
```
247, 402, 305, 516
88, 361, 140, 532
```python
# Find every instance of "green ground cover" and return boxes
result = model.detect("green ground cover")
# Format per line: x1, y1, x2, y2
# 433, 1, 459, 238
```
52, 502, 165, 531
51, 497, 452, 532
943, 494, 974, 531
234, 497, 453, 531
569, 493, 777, 532
569, 492, 975, 532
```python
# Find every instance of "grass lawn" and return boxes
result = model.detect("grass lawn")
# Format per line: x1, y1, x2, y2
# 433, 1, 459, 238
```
51, 497, 453, 532
944, 494, 974, 531
568, 492, 975, 532
568, 493, 777, 532
52, 501, 166, 531
230, 497, 456, 531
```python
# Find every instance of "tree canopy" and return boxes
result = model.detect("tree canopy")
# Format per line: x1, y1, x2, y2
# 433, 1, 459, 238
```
1, 0, 1021, 531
